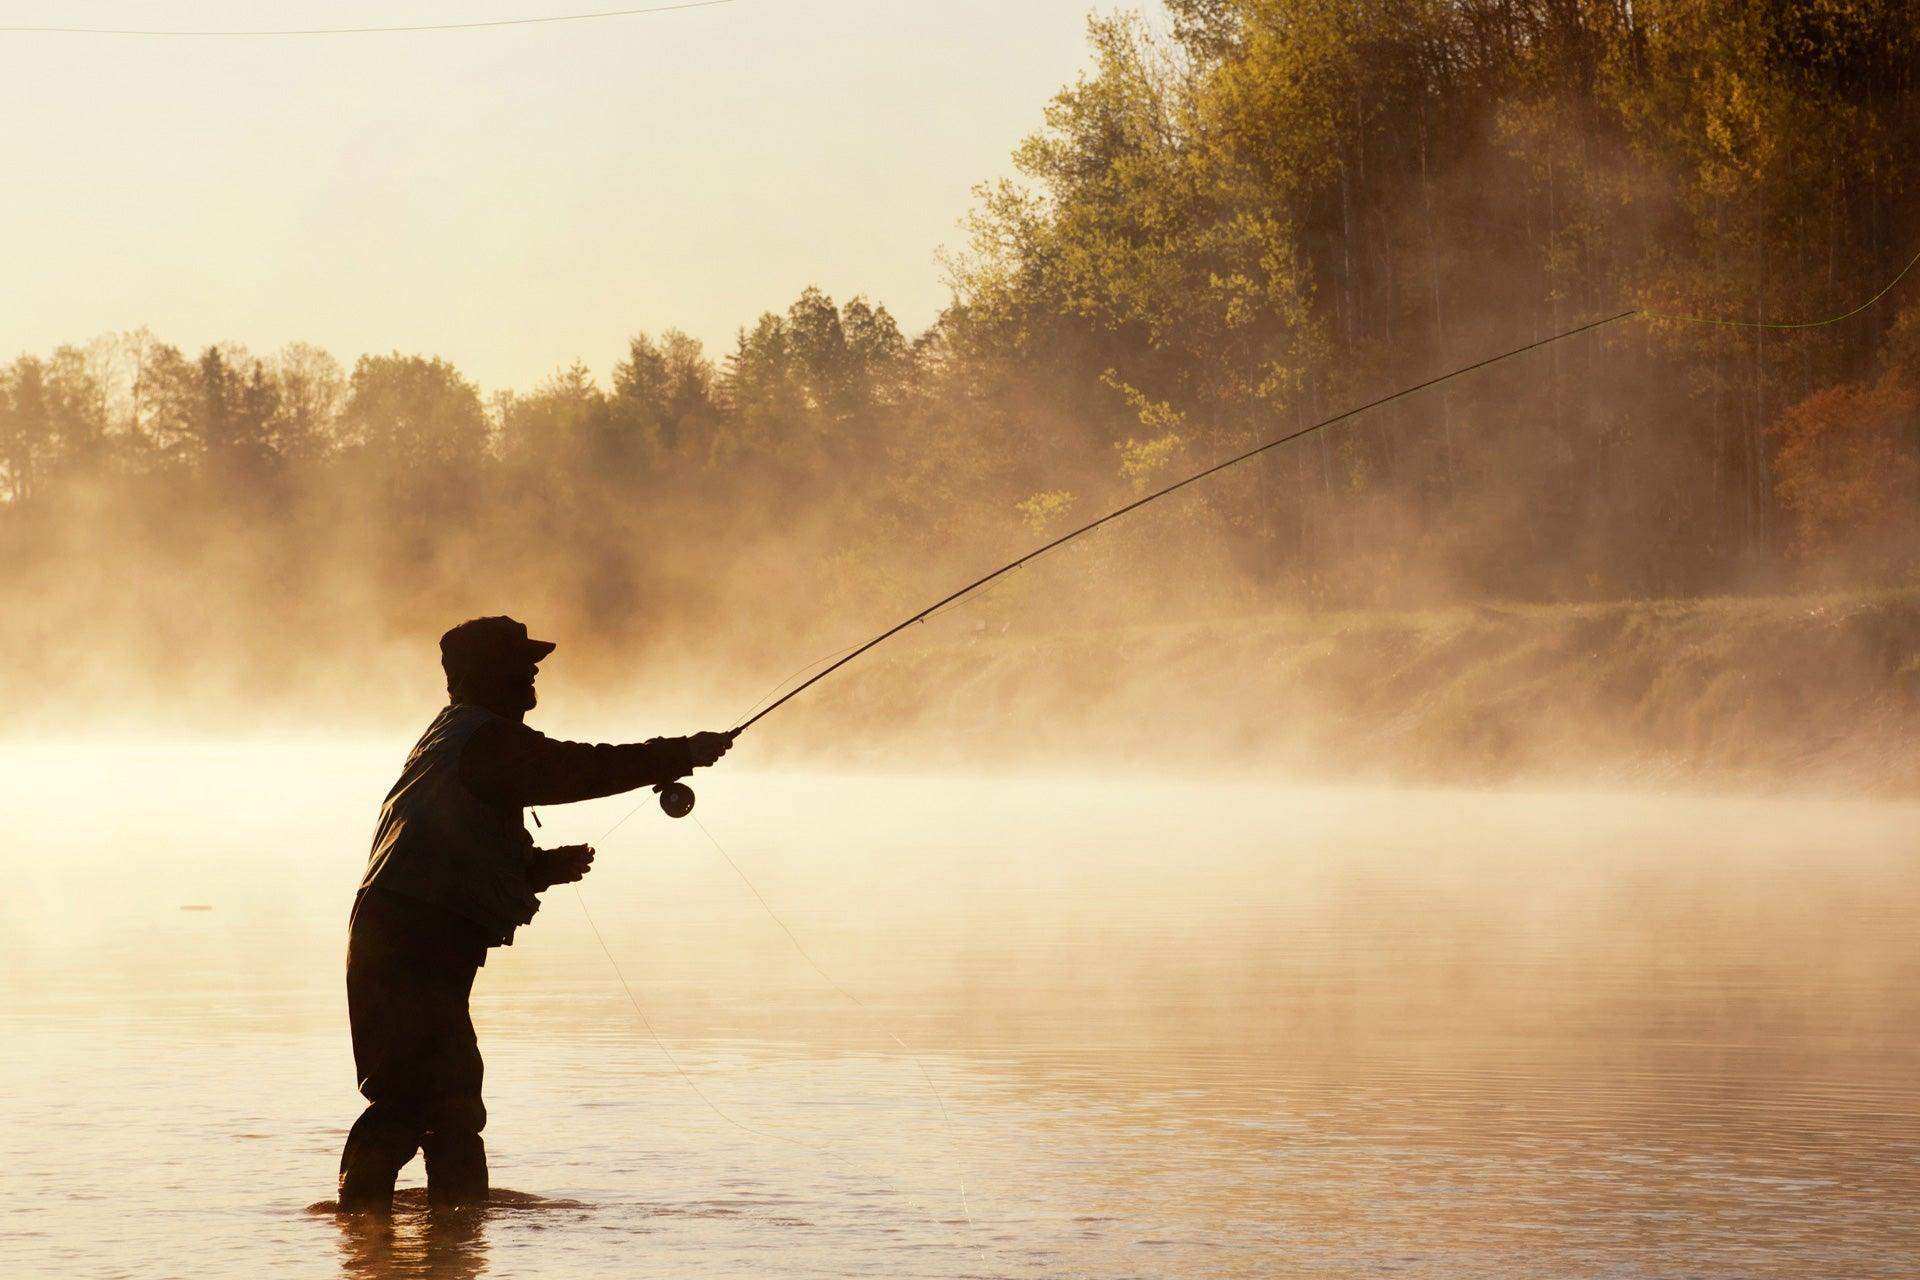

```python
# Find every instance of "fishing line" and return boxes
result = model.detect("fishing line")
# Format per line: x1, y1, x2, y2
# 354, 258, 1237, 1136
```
574, 765, 985, 1235
0, 0, 734, 37
567, 883, 983, 1244
730, 567, 1030, 728
733, 641, 865, 728
1641, 246, 1920, 330
570, 883, 783, 1141
687, 812, 975, 1230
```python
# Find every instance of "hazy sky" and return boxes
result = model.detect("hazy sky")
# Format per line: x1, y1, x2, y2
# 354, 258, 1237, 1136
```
0, 1, 1143, 391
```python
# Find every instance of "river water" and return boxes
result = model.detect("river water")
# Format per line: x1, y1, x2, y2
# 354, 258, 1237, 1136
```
3, 741, 1917, 1278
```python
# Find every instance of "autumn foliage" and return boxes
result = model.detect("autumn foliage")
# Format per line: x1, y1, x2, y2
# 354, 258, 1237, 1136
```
1771, 374, 1919, 581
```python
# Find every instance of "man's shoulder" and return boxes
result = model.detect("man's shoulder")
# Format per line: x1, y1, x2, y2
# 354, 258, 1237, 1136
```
408, 703, 514, 767
439, 702, 534, 745
441, 701, 504, 729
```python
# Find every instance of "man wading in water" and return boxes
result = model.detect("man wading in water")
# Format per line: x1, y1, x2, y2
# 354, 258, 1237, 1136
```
338, 616, 733, 1212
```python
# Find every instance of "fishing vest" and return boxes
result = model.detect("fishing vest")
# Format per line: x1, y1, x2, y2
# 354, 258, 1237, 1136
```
357, 703, 541, 948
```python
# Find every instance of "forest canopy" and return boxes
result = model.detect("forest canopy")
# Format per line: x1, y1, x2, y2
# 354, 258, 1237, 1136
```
3, 0, 1917, 721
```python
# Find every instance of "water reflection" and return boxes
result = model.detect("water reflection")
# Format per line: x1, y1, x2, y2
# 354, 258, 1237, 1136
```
330, 1198, 490, 1280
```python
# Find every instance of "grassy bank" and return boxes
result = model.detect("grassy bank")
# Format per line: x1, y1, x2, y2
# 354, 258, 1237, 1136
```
764, 590, 1920, 796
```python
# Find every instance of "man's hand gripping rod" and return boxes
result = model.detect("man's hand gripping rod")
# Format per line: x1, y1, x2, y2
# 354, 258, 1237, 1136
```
653, 728, 739, 818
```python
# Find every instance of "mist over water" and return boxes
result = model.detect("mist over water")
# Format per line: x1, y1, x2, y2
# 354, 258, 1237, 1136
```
4, 742, 1917, 1277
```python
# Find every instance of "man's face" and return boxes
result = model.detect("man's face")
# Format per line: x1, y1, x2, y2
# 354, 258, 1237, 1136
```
510, 661, 539, 713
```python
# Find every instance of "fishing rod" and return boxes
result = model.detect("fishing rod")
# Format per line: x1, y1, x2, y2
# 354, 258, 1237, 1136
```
651, 242, 1920, 819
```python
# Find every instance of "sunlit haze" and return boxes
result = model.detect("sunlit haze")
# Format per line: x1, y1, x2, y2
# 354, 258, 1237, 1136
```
5, 4, 1919, 1276
0, 0, 1132, 390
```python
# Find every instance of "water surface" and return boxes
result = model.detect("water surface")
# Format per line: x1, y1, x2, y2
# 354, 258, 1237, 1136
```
3, 743, 1917, 1277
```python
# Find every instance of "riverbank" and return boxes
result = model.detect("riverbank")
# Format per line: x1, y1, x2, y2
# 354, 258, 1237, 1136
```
761, 589, 1920, 796
9, 589, 1915, 797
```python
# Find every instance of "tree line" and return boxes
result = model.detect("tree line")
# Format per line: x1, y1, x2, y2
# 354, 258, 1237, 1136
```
3, 0, 1917, 712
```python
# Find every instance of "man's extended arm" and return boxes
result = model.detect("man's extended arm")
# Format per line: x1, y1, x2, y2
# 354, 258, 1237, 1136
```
460, 720, 697, 809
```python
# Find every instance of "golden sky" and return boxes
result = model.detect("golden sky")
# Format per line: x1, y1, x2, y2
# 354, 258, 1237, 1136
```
0, 1, 1137, 390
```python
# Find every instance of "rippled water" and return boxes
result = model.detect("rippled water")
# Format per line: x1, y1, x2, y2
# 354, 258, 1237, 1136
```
4, 742, 1918, 1277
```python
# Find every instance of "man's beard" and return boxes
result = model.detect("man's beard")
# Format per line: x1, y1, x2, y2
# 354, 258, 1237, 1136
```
450, 670, 538, 719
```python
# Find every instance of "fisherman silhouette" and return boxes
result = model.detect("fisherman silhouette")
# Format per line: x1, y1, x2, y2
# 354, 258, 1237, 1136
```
337, 616, 732, 1213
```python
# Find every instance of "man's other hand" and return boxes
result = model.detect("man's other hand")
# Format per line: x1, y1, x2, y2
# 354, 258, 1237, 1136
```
687, 731, 735, 769
532, 843, 595, 889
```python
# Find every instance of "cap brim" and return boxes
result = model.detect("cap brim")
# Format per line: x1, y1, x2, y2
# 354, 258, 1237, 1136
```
525, 639, 558, 661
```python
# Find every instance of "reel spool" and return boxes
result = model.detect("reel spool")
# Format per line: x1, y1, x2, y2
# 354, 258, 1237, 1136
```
656, 781, 696, 819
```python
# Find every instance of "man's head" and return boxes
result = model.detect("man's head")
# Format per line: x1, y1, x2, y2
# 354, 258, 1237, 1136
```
440, 616, 556, 718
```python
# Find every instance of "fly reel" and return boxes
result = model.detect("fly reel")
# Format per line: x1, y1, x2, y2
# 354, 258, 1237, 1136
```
655, 781, 696, 819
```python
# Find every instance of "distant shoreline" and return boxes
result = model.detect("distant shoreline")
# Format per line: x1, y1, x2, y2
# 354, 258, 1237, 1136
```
758, 589, 1920, 798
5, 589, 1914, 798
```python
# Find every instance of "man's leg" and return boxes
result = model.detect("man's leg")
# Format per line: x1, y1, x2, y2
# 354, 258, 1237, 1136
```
341, 888, 449, 1213
422, 1127, 488, 1207
423, 957, 489, 1208
421, 1082, 488, 1207
338, 1101, 422, 1213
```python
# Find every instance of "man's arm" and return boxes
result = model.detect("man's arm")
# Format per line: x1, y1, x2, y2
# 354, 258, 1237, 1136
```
461, 720, 721, 809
